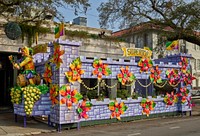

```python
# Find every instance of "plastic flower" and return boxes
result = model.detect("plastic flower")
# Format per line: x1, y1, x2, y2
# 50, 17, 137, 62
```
117, 66, 136, 85
138, 58, 153, 73
50, 43, 65, 69
60, 84, 83, 110
65, 57, 84, 83
164, 92, 178, 106
150, 65, 162, 83
92, 59, 112, 80
49, 84, 59, 105
43, 63, 52, 84
179, 57, 188, 73
140, 98, 156, 117
166, 69, 180, 85
77, 100, 92, 119
187, 96, 195, 108
108, 101, 128, 120
177, 87, 189, 104
184, 70, 196, 85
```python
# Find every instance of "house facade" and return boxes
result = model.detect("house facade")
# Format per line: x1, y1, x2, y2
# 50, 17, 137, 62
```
112, 23, 200, 90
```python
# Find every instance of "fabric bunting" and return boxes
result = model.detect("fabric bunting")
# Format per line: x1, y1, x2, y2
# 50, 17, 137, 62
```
166, 40, 179, 50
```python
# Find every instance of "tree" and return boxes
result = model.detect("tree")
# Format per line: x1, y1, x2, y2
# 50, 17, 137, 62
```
0, 0, 90, 24
98, 0, 200, 45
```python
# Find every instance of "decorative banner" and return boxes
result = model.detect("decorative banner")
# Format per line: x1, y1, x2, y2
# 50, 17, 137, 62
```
166, 68, 180, 86
49, 84, 59, 105
50, 43, 65, 69
43, 63, 52, 84
117, 66, 136, 85
184, 70, 196, 85
179, 57, 189, 73
140, 98, 156, 117
177, 87, 189, 104
65, 57, 84, 83
60, 84, 83, 110
150, 65, 162, 83
92, 59, 112, 80
108, 101, 128, 120
164, 92, 178, 106
77, 100, 92, 119
138, 58, 153, 73
121, 47, 152, 58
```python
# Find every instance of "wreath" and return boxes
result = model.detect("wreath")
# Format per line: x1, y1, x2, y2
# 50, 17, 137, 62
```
150, 65, 162, 83
140, 98, 156, 117
138, 58, 153, 73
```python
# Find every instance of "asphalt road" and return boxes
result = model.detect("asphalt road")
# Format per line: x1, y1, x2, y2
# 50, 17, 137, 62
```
35, 115, 200, 136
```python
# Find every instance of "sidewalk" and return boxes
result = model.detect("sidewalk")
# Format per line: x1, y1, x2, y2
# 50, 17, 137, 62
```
0, 104, 199, 136
0, 112, 56, 136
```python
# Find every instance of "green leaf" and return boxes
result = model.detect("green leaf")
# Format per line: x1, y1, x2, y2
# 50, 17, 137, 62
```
118, 78, 122, 83
153, 102, 156, 108
109, 102, 115, 106
157, 79, 162, 83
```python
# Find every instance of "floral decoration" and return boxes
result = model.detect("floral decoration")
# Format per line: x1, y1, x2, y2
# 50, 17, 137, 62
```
183, 70, 196, 85
179, 57, 189, 73
140, 98, 156, 117
138, 58, 153, 73
108, 101, 128, 120
117, 66, 136, 85
187, 96, 195, 108
177, 87, 189, 104
92, 59, 112, 80
43, 63, 52, 84
60, 84, 83, 110
77, 100, 92, 119
164, 92, 178, 106
49, 84, 59, 105
150, 65, 162, 83
50, 43, 65, 69
65, 57, 84, 83
166, 68, 180, 85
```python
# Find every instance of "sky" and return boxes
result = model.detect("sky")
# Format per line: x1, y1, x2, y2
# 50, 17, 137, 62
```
58, 0, 118, 32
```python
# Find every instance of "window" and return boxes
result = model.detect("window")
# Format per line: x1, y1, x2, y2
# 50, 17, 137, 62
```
197, 59, 200, 70
196, 45, 199, 50
191, 59, 196, 70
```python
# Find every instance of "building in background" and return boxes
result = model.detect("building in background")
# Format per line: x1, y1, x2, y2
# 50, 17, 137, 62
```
112, 22, 200, 90
73, 17, 87, 26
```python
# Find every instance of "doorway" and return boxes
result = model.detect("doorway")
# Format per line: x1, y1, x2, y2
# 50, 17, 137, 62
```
0, 52, 16, 109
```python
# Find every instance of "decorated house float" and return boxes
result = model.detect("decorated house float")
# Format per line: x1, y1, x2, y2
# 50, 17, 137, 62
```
30, 38, 195, 131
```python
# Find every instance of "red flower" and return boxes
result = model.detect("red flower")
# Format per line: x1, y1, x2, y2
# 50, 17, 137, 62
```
77, 100, 92, 119
150, 65, 162, 83
49, 84, 59, 105
117, 66, 136, 85
43, 63, 52, 84
166, 69, 180, 85
138, 58, 153, 73
179, 57, 188, 73
184, 71, 196, 85
92, 59, 112, 80
60, 84, 83, 110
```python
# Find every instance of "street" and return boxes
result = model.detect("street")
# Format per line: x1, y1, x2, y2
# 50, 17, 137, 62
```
35, 115, 200, 136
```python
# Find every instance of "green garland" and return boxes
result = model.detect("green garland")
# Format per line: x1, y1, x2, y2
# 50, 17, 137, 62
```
20, 24, 51, 46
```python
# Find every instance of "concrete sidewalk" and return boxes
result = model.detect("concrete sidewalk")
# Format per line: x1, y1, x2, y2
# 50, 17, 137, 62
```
0, 112, 56, 136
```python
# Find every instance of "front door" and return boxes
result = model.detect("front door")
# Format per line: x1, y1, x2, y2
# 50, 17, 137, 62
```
0, 52, 15, 108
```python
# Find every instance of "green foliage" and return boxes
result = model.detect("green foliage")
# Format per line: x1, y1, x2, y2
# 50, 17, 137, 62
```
117, 89, 130, 99
65, 29, 125, 42
20, 24, 51, 46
